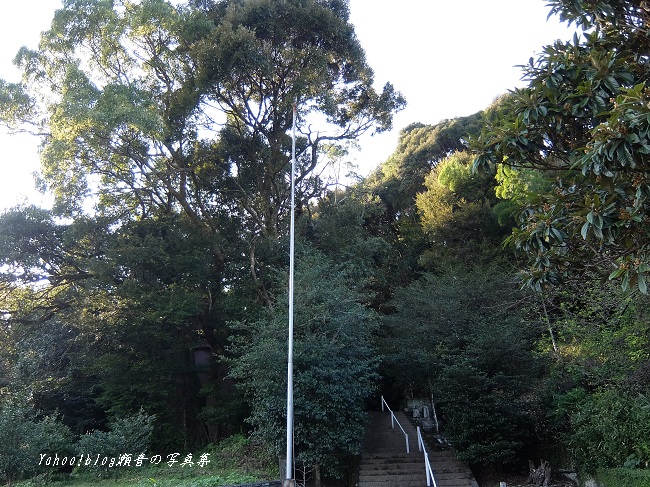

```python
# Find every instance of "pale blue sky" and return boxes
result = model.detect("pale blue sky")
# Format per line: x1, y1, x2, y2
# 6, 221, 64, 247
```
348, 0, 577, 173
0, 1, 577, 209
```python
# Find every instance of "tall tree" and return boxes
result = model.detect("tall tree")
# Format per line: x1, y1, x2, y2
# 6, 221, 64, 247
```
0, 208, 240, 447
1, 0, 404, 300
367, 113, 484, 219
356, 113, 486, 289
0, 0, 404, 453
305, 194, 392, 308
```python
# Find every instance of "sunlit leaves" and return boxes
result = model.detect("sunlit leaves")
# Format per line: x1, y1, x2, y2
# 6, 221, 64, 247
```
367, 113, 484, 223
0, 81, 36, 130
416, 151, 506, 268
4, 0, 404, 247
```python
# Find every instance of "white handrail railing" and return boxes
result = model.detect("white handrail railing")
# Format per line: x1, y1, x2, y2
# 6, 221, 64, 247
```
380, 396, 410, 453
418, 426, 438, 487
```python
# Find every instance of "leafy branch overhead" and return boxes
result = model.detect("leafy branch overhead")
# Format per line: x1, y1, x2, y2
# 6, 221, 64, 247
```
472, 2, 650, 292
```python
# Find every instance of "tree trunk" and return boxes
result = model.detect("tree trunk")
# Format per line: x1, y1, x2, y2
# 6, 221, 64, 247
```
313, 464, 321, 487
526, 459, 552, 486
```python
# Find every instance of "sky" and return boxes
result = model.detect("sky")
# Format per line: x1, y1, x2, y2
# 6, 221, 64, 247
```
0, 0, 578, 210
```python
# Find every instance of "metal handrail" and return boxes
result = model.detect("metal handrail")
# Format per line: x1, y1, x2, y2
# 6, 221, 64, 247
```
417, 426, 438, 487
380, 396, 410, 453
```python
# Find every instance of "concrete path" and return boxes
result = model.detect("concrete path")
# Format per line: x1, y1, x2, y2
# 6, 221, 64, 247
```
358, 410, 477, 487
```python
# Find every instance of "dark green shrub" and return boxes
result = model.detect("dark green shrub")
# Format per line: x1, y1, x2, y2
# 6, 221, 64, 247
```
566, 390, 650, 472
381, 266, 545, 466
596, 467, 650, 487
76, 408, 155, 475
0, 397, 72, 486
231, 248, 379, 478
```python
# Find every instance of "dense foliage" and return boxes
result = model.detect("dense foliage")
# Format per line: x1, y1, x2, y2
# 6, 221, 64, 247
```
380, 264, 545, 466
0, 0, 403, 483
231, 246, 378, 478
467, 0, 650, 477
1, 0, 650, 485
0, 398, 72, 486
473, 0, 650, 292
75, 409, 156, 476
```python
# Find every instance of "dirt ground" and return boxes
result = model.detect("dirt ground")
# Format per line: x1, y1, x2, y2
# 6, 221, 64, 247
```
473, 468, 578, 487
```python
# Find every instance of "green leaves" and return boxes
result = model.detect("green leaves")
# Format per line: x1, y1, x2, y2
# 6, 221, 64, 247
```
0, 81, 36, 129
0, 397, 73, 485
76, 409, 156, 471
564, 389, 650, 472
381, 265, 544, 466
471, 4, 650, 293
416, 150, 506, 268
0, 1, 408, 461
231, 246, 379, 474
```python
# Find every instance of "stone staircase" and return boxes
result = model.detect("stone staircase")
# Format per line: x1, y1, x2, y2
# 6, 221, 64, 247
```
357, 410, 477, 487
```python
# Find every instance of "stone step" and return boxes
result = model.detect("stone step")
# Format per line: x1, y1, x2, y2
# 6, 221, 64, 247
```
361, 453, 424, 460
360, 467, 425, 477
359, 471, 474, 486
360, 459, 425, 468
359, 475, 425, 484
358, 410, 478, 487
359, 479, 473, 487
436, 481, 475, 487
361, 445, 410, 455
360, 461, 467, 474
357, 482, 426, 487
360, 481, 473, 487
432, 464, 472, 474
360, 459, 424, 467
359, 464, 423, 473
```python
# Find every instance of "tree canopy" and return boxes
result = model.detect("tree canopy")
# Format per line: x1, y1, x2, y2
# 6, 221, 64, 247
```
0, 0, 404, 478
2, 0, 404, 300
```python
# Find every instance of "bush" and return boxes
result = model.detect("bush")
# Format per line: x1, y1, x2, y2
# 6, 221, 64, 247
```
565, 390, 650, 472
208, 434, 277, 476
231, 248, 379, 477
76, 408, 155, 474
596, 467, 650, 487
0, 397, 72, 486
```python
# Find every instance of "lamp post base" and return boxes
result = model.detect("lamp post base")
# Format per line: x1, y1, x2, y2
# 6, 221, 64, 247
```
282, 480, 295, 487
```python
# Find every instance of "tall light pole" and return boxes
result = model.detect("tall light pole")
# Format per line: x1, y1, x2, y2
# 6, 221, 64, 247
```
283, 102, 297, 487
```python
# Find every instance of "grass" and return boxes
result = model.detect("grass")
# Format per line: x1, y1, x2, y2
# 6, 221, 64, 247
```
18, 468, 268, 487
595, 467, 650, 487
15, 435, 280, 487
